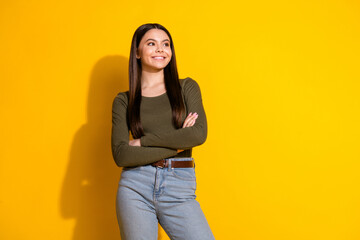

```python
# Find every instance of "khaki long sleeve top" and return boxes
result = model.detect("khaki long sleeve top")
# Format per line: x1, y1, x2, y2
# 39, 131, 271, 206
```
111, 77, 207, 167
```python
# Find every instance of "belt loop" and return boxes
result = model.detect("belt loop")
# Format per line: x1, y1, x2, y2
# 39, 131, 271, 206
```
168, 159, 172, 171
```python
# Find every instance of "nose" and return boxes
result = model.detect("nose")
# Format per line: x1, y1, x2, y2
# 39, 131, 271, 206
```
156, 46, 164, 53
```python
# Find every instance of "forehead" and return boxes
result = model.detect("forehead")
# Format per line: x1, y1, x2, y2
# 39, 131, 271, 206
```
141, 29, 170, 42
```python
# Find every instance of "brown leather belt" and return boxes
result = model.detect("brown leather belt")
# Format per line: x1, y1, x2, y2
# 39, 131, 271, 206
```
151, 159, 194, 168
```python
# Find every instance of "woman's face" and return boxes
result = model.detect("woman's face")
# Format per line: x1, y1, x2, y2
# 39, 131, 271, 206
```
136, 29, 172, 72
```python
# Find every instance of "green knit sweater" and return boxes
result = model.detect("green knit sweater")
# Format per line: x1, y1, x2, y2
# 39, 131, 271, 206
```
111, 77, 207, 167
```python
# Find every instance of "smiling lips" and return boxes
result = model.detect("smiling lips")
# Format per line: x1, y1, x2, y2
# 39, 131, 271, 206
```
152, 56, 166, 60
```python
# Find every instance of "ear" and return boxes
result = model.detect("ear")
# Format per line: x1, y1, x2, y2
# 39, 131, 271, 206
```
136, 49, 140, 59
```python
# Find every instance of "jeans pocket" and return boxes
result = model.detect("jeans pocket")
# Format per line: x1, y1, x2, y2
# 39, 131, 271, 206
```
120, 166, 138, 179
171, 167, 196, 181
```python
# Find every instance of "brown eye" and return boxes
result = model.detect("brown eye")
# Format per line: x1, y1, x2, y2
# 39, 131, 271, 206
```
148, 42, 155, 46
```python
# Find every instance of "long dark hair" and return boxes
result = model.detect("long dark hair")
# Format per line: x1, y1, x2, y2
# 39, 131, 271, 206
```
128, 23, 185, 139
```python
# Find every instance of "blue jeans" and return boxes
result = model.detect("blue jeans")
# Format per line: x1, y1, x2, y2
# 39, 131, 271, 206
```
116, 158, 215, 240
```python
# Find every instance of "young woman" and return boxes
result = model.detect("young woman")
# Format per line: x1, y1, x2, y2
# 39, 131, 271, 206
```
111, 23, 215, 240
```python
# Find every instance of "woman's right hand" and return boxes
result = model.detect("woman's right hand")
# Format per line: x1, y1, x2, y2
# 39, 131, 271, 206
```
177, 112, 198, 153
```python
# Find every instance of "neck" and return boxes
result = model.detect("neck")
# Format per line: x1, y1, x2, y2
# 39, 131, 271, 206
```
141, 69, 165, 88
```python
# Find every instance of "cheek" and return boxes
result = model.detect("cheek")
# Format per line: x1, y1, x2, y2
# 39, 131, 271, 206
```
142, 48, 153, 57
139, 45, 151, 55
166, 49, 172, 58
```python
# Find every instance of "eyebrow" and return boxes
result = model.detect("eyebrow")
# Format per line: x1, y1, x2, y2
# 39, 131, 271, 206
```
145, 38, 170, 43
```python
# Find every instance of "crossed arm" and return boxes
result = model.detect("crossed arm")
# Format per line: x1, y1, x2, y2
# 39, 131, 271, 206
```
136, 79, 207, 150
111, 93, 179, 167
129, 112, 199, 147
111, 78, 207, 167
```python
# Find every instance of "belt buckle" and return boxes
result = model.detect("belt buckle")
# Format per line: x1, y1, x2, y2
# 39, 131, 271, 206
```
158, 159, 166, 168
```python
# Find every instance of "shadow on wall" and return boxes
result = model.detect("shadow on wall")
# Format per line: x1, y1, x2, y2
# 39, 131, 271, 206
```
60, 55, 169, 240
59, 55, 128, 239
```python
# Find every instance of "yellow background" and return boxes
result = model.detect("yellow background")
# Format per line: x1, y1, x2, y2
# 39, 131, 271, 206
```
1, 0, 359, 239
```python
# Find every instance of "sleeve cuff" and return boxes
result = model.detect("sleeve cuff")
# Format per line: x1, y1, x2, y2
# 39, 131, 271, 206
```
140, 136, 147, 147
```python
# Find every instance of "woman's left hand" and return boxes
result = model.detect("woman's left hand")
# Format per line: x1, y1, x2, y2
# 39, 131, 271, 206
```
182, 112, 198, 128
129, 139, 141, 146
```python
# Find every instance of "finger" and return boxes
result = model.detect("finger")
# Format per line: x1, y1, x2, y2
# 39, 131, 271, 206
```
183, 113, 198, 128
183, 120, 191, 128
184, 120, 192, 128
184, 118, 195, 128
189, 114, 198, 125
191, 114, 199, 125
188, 113, 197, 121
182, 113, 193, 128
182, 112, 198, 128
186, 113, 197, 122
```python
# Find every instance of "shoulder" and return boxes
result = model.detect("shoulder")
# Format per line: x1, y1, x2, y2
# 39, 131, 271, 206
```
180, 77, 202, 97
112, 91, 129, 108
180, 77, 201, 92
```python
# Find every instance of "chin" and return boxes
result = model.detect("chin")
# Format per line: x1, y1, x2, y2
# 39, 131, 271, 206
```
147, 64, 170, 71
